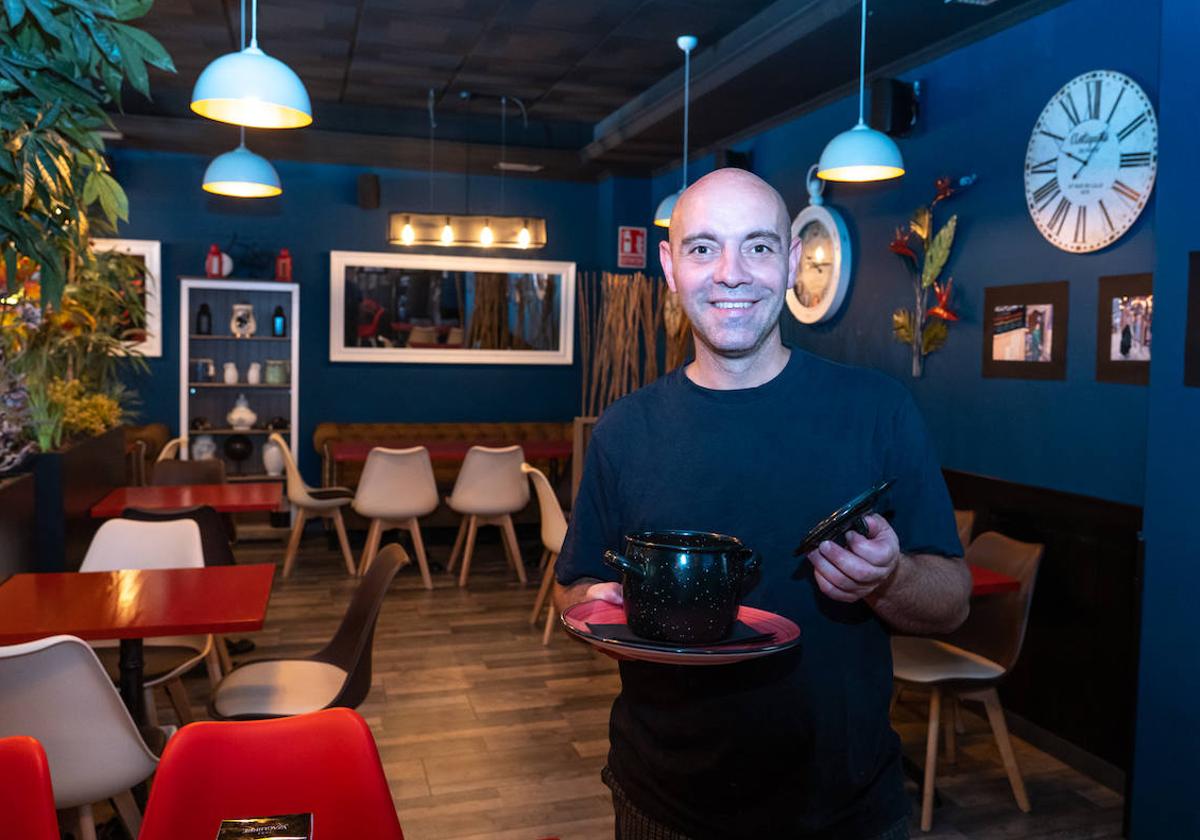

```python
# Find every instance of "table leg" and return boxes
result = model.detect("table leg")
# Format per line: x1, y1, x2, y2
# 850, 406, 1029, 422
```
118, 638, 146, 724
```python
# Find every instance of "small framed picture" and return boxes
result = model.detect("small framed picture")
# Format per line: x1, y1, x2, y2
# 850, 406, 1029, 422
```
982, 281, 1069, 380
91, 238, 162, 357
1096, 273, 1152, 385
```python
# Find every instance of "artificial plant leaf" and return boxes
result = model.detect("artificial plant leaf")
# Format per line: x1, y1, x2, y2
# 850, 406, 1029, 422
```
3, 0, 25, 28
113, 27, 149, 97
111, 0, 151, 21
112, 22, 174, 72
4, 247, 17, 293
87, 18, 122, 67
922, 215, 957, 289
23, 0, 66, 40
922, 319, 949, 355
910, 206, 931, 241
892, 308, 914, 344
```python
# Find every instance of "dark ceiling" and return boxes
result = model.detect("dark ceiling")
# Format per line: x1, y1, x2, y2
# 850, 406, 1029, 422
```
112, 0, 1066, 180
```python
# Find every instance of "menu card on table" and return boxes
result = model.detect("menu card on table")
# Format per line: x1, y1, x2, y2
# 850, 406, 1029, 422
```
216, 814, 313, 840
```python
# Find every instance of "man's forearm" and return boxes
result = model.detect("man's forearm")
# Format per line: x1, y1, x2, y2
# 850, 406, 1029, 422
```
865, 553, 971, 635
553, 578, 603, 613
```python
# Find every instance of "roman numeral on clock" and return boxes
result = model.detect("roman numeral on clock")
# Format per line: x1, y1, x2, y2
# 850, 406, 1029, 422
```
1047, 197, 1071, 237
1105, 85, 1126, 124
1113, 180, 1142, 203
1073, 205, 1087, 244
1086, 79, 1103, 120
1120, 151, 1152, 167
1098, 199, 1115, 232
1029, 158, 1057, 175
1060, 91, 1082, 126
1117, 111, 1149, 141
1039, 129, 1065, 143
1033, 177, 1060, 209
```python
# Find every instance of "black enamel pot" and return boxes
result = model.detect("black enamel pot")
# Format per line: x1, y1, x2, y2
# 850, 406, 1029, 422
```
603, 530, 762, 644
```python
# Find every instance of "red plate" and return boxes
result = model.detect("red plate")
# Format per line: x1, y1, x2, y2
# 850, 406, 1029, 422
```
561, 600, 801, 666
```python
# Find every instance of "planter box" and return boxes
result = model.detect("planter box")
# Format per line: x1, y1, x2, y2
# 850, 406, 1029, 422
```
33, 426, 125, 572
0, 472, 37, 576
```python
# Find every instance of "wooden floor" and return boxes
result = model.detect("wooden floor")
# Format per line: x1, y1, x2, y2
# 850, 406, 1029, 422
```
164, 528, 1125, 840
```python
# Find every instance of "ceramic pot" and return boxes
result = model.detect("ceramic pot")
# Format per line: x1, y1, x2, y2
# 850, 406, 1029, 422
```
191, 435, 217, 461
226, 394, 257, 430
222, 362, 239, 384
230, 302, 256, 338
246, 362, 262, 385
264, 359, 289, 385
603, 530, 761, 644
262, 439, 285, 476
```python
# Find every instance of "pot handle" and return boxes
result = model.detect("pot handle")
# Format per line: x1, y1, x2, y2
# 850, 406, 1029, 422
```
739, 550, 763, 595
603, 550, 644, 579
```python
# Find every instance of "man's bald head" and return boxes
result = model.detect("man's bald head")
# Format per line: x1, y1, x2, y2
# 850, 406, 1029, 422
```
669, 168, 791, 248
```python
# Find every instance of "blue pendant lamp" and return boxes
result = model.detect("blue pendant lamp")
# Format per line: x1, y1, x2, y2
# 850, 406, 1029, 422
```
203, 128, 281, 198
191, 0, 312, 129
817, 0, 904, 183
654, 35, 697, 228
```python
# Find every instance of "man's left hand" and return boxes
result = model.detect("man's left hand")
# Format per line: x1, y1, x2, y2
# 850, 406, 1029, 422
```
807, 513, 901, 603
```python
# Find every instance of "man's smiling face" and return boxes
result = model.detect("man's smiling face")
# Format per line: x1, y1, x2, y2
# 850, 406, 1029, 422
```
660, 169, 800, 359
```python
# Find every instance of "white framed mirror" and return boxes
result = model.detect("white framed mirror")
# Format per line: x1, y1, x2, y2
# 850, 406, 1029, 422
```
329, 251, 575, 365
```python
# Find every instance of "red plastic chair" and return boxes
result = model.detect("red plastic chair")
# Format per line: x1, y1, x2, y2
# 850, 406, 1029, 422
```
0, 736, 60, 840
139, 708, 404, 840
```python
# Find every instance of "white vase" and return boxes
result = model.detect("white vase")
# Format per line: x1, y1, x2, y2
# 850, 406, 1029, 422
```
226, 394, 257, 430
262, 440, 285, 476
246, 362, 262, 385
191, 435, 217, 461
223, 362, 239, 384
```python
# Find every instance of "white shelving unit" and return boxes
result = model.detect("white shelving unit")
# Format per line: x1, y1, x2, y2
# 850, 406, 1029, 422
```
178, 278, 300, 482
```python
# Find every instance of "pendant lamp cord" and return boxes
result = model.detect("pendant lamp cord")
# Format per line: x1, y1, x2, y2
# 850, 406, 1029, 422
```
681, 44, 690, 189
427, 88, 437, 211
250, 0, 258, 49
858, 0, 867, 126
500, 96, 507, 216
238, 0, 246, 147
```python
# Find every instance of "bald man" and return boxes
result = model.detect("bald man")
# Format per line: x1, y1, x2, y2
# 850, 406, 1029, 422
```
555, 168, 970, 840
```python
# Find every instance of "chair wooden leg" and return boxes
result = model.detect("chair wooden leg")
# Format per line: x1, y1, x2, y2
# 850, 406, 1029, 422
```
921, 686, 942, 832
542, 602, 557, 645
281, 508, 309, 578
538, 548, 550, 571
500, 515, 527, 584
447, 517, 467, 573
360, 519, 383, 577
143, 686, 159, 727
330, 507, 355, 576
76, 803, 97, 840
458, 516, 478, 587
112, 790, 143, 839
211, 636, 230, 681
980, 687, 1031, 812
407, 519, 433, 590
531, 551, 557, 624
945, 693, 958, 764
164, 677, 194, 725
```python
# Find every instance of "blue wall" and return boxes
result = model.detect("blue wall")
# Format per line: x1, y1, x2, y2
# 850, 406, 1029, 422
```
111, 150, 634, 478
651, 0, 1158, 506
1131, 0, 1200, 834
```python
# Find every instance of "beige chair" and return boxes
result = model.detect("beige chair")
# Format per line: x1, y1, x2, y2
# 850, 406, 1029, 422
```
407, 325, 439, 346
352, 446, 437, 587
156, 436, 184, 462
445, 445, 529, 587
954, 509, 976, 549
0, 635, 164, 840
271, 432, 356, 578
522, 463, 568, 644
81, 518, 221, 725
892, 531, 1044, 831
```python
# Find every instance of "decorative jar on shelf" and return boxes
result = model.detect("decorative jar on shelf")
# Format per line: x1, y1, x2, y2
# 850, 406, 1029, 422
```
191, 358, 215, 383
247, 362, 262, 385
264, 359, 290, 385
191, 435, 217, 461
230, 302, 256, 338
226, 394, 257, 430
262, 439, 286, 476
222, 362, 239, 384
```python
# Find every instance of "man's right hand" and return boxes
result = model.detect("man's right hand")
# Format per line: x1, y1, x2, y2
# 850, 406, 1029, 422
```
585, 581, 624, 605
553, 577, 624, 612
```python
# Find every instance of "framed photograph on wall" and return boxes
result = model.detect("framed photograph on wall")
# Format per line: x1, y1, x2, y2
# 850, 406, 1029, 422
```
1185, 253, 1200, 388
1096, 273, 1152, 385
91, 238, 162, 357
981, 281, 1068, 380
329, 251, 575, 365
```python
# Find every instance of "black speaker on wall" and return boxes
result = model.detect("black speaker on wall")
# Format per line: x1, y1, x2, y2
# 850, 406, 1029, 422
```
357, 173, 380, 210
870, 78, 919, 137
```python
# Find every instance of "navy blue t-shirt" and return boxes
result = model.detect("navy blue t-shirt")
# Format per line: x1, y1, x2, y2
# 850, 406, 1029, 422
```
556, 348, 962, 839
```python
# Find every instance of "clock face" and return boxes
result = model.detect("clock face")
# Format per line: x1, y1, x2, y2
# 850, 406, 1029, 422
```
1024, 70, 1157, 253
786, 204, 852, 324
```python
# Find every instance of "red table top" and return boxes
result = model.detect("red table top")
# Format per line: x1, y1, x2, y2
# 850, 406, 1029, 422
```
0, 565, 275, 644
970, 564, 1020, 596
330, 439, 574, 463
91, 482, 283, 518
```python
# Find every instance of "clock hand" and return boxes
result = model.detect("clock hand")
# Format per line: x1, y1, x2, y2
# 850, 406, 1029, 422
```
1063, 151, 1088, 167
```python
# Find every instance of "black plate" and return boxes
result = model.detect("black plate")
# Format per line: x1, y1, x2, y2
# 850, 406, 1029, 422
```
793, 478, 895, 557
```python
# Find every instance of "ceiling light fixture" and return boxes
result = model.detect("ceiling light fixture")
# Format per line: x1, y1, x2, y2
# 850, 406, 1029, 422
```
817, 0, 904, 182
202, 127, 282, 198
440, 217, 454, 245
191, 0, 312, 129
654, 35, 697, 228
391, 213, 546, 249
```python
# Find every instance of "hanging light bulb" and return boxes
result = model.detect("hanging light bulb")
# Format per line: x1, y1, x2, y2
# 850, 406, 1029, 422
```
654, 35, 697, 228
817, 0, 904, 182
202, 128, 281, 198
191, 0, 312, 129
440, 217, 454, 245
400, 216, 415, 246
517, 221, 532, 249
480, 219, 495, 247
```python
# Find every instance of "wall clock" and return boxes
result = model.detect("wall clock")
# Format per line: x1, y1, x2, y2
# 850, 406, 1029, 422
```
1024, 70, 1157, 253
787, 165, 853, 323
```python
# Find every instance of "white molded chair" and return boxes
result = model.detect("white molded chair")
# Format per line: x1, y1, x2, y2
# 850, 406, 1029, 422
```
445, 445, 529, 587
156, 436, 184, 462
352, 446, 438, 587
0, 635, 164, 840
82, 518, 220, 725
892, 531, 1044, 831
271, 432, 356, 578
522, 463, 568, 644
954, 509, 976, 549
